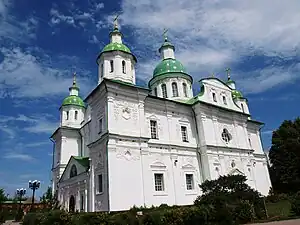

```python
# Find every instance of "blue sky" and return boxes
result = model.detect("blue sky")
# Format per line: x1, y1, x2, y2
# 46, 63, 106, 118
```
0, 0, 300, 197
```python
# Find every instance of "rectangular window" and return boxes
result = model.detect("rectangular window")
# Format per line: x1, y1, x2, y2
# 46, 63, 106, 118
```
181, 126, 188, 142
99, 118, 103, 134
80, 194, 84, 211
154, 173, 164, 191
75, 111, 78, 120
150, 120, 158, 139
97, 174, 103, 193
186, 174, 194, 190
66, 111, 69, 120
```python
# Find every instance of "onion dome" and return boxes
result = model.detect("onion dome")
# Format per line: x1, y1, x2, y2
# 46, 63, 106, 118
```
61, 73, 85, 108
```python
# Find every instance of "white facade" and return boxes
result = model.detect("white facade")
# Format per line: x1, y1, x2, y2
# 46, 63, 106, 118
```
51, 25, 272, 213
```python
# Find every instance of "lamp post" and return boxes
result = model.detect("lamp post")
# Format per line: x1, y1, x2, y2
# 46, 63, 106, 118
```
28, 180, 40, 210
16, 188, 26, 210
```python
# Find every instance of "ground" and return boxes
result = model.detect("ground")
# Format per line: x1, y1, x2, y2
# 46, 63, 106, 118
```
250, 219, 300, 225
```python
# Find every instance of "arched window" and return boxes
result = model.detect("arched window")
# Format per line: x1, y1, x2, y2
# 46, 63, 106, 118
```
110, 60, 114, 72
241, 103, 245, 113
154, 87, 158, 96
182, 83, 188, 97
122, 60, 126, 74
101, 64, 104, 78
74, 111, 78, 120
70, 165, 77, 178
172, 82, 178, 97
221, 128, 232, 143
66, 111, 69, 120
223, 96, 227, 105
212, 93, 217, 102
231, 161, 236, 168
161, 84, 167, 98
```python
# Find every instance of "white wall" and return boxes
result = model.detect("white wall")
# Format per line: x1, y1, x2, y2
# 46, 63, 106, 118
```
97, 51, 136, 85
151, 77, 193, 101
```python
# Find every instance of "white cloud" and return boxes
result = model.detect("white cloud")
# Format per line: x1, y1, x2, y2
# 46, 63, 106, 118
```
0, 47, 94, 98
118, 0, 300, 93
3, 152, 35, 161
88, 34, 99, 44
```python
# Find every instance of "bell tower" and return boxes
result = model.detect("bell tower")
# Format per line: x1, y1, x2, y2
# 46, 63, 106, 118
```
96, 15, 137, 84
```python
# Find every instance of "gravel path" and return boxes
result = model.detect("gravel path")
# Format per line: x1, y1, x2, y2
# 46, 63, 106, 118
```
250, 219, 300, 225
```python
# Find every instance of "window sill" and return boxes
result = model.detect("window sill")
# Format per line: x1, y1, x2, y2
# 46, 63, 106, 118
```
185, 190, 198, 196
96, 192, 103, 196
153, 192, 168, 196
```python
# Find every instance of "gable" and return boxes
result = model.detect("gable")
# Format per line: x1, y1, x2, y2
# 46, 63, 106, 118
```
200, 77, 232, 91
59, 156, 90, 182
228, 168, 244, 176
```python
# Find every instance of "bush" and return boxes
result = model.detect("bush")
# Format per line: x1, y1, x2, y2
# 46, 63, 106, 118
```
290, 191, 300, 216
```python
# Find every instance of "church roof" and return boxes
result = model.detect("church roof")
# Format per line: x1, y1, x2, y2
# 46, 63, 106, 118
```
153, 58, 188, 77
73, 156, 90, 169
98, 42, 137, 62
232, 89, 243, 99
62, 95, 85, 108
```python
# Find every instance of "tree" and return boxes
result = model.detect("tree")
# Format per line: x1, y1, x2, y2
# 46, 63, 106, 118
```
194, 175, 265, 224
268, 117, 300, 194
40, 187, 53, 204
0, 188, 8, 203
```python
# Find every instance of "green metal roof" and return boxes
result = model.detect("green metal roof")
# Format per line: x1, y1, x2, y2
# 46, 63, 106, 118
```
73, 156, 90, 168
159, 41, 175, 52
232, 89, 243, 99
153, 58, 188, 77
62, 95, 85, 108
102, 42, 131, 54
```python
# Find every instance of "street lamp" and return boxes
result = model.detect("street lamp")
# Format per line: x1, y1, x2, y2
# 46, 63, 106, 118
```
28, 180, 40, 210
16, 188, 26, 205
16, 188, 26, 221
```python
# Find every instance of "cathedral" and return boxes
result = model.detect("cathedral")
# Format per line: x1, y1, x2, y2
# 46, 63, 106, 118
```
50, 19, 272, 212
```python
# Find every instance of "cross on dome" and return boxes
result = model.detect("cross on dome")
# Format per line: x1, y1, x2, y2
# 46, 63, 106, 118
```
113, 14, 120, 30
226, 68, 231, 80
72, 72, 77, 86
163, 28, 168, 41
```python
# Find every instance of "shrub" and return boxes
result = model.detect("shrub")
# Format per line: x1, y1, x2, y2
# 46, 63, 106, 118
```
290, 191, 300, 216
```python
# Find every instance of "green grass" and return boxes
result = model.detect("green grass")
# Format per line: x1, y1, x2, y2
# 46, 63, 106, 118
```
266, 200, 291, 218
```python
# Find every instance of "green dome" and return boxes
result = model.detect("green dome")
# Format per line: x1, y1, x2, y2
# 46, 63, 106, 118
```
102, 42, 131, 54
232, 90, 243, 99
153, 58, 187, 77
62, 96, 85, 108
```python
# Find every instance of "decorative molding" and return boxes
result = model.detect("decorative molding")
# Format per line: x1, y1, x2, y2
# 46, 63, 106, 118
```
150, 160, 167, 169
182, 163, 195, 170
116, 149, 140, 161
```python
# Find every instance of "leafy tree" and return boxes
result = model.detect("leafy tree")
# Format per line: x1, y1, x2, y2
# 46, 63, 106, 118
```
268, 117, 300, 194
0, 188, 8, 203
194, 175, 265, 224
40, 187, 53, 204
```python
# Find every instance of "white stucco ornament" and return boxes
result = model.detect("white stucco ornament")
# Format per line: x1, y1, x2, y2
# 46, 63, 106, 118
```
122, 107, 131, 120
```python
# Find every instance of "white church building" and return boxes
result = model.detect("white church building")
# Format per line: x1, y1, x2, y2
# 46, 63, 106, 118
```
50, 20, 272, 212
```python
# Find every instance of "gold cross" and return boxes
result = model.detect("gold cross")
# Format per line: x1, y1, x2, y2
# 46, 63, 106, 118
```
163, 28, 168, 41
211, 72, 215, 78
225, 68, 231, 80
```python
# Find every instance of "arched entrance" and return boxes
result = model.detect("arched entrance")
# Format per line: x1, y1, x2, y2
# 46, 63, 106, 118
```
69, 195, 75, 212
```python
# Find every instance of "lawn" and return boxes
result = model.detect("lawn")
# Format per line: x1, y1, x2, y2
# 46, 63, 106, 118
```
266, 200, 292, 218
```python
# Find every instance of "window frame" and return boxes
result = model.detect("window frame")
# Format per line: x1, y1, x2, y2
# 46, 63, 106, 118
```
185, 174, 194, 190
122, 60, 126, 74
172, 82, 179, 97
154, 173, 165, 192
96, 174, 103, 194
221, 128, 231, 144
98, 118, 103, 134
110, 60, 114, 72
181, 126, 188, 142
161, 84, 167, 98
222, 95, 227, 105
150, 120, 158, 139
74, 110, 78, 120
182, 83, 188, 97
212, 92, 217, 102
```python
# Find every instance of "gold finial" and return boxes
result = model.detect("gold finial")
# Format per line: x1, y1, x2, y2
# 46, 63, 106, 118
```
225, 68, 231, 80
163, 28, 168, 41
113, 14, 119, 30
73, 72, 77, 86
